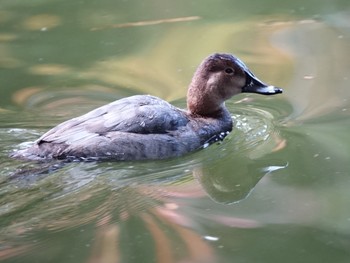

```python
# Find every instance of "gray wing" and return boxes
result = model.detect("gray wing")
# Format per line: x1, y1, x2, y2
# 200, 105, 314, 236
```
37, 95, 189, 145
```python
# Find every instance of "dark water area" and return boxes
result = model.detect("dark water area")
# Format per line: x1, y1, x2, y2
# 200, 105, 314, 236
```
1, 0, 350, 262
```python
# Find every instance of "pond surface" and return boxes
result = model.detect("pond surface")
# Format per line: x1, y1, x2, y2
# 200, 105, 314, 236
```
1, 0, 350, 262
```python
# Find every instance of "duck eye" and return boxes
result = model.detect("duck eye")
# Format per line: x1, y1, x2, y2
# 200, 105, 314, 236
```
225, 68, 234, 74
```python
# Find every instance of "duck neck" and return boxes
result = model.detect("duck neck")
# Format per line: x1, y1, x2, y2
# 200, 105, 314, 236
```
187, 80, 225, 117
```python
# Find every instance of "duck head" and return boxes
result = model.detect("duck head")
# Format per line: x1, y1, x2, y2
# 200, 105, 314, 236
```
187, 53, 282, 116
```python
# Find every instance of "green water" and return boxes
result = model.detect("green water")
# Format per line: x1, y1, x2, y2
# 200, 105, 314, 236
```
1, 0, 350, 262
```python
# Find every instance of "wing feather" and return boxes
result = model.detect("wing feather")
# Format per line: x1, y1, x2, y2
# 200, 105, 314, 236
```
37, 95, 188, 145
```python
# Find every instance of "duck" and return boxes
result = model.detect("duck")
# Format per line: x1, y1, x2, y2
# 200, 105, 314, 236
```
11, 53, 282, 161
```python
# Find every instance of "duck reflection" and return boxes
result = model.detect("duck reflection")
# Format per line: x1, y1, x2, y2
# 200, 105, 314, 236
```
194, 155, 287, 204
1, 153, 287, 263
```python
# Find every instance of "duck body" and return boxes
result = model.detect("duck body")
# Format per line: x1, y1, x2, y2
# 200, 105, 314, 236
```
17, 95, 232, 161
11, 53, 282, 161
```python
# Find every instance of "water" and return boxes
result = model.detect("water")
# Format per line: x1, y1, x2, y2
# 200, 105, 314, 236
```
1, 0, 350, 262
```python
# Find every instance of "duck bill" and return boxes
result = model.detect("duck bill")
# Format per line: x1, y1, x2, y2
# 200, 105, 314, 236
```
242, 72, 283, 95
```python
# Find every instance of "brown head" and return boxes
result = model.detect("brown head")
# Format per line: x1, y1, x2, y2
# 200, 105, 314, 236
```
187, 53, 282, 116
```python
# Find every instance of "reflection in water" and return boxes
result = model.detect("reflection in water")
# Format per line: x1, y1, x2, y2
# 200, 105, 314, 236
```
194, 156, 287, 204
0, 164, 263, 262
0, 46, 22, 69
85, 197, 216, 263
193, 100, 287, 205
1, 163, 215, 262
22, 14, 61, 31
91, 16, 201, 30
0, 97, 285, 262
28, 64, 71, 75
270, 19, 350, 121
